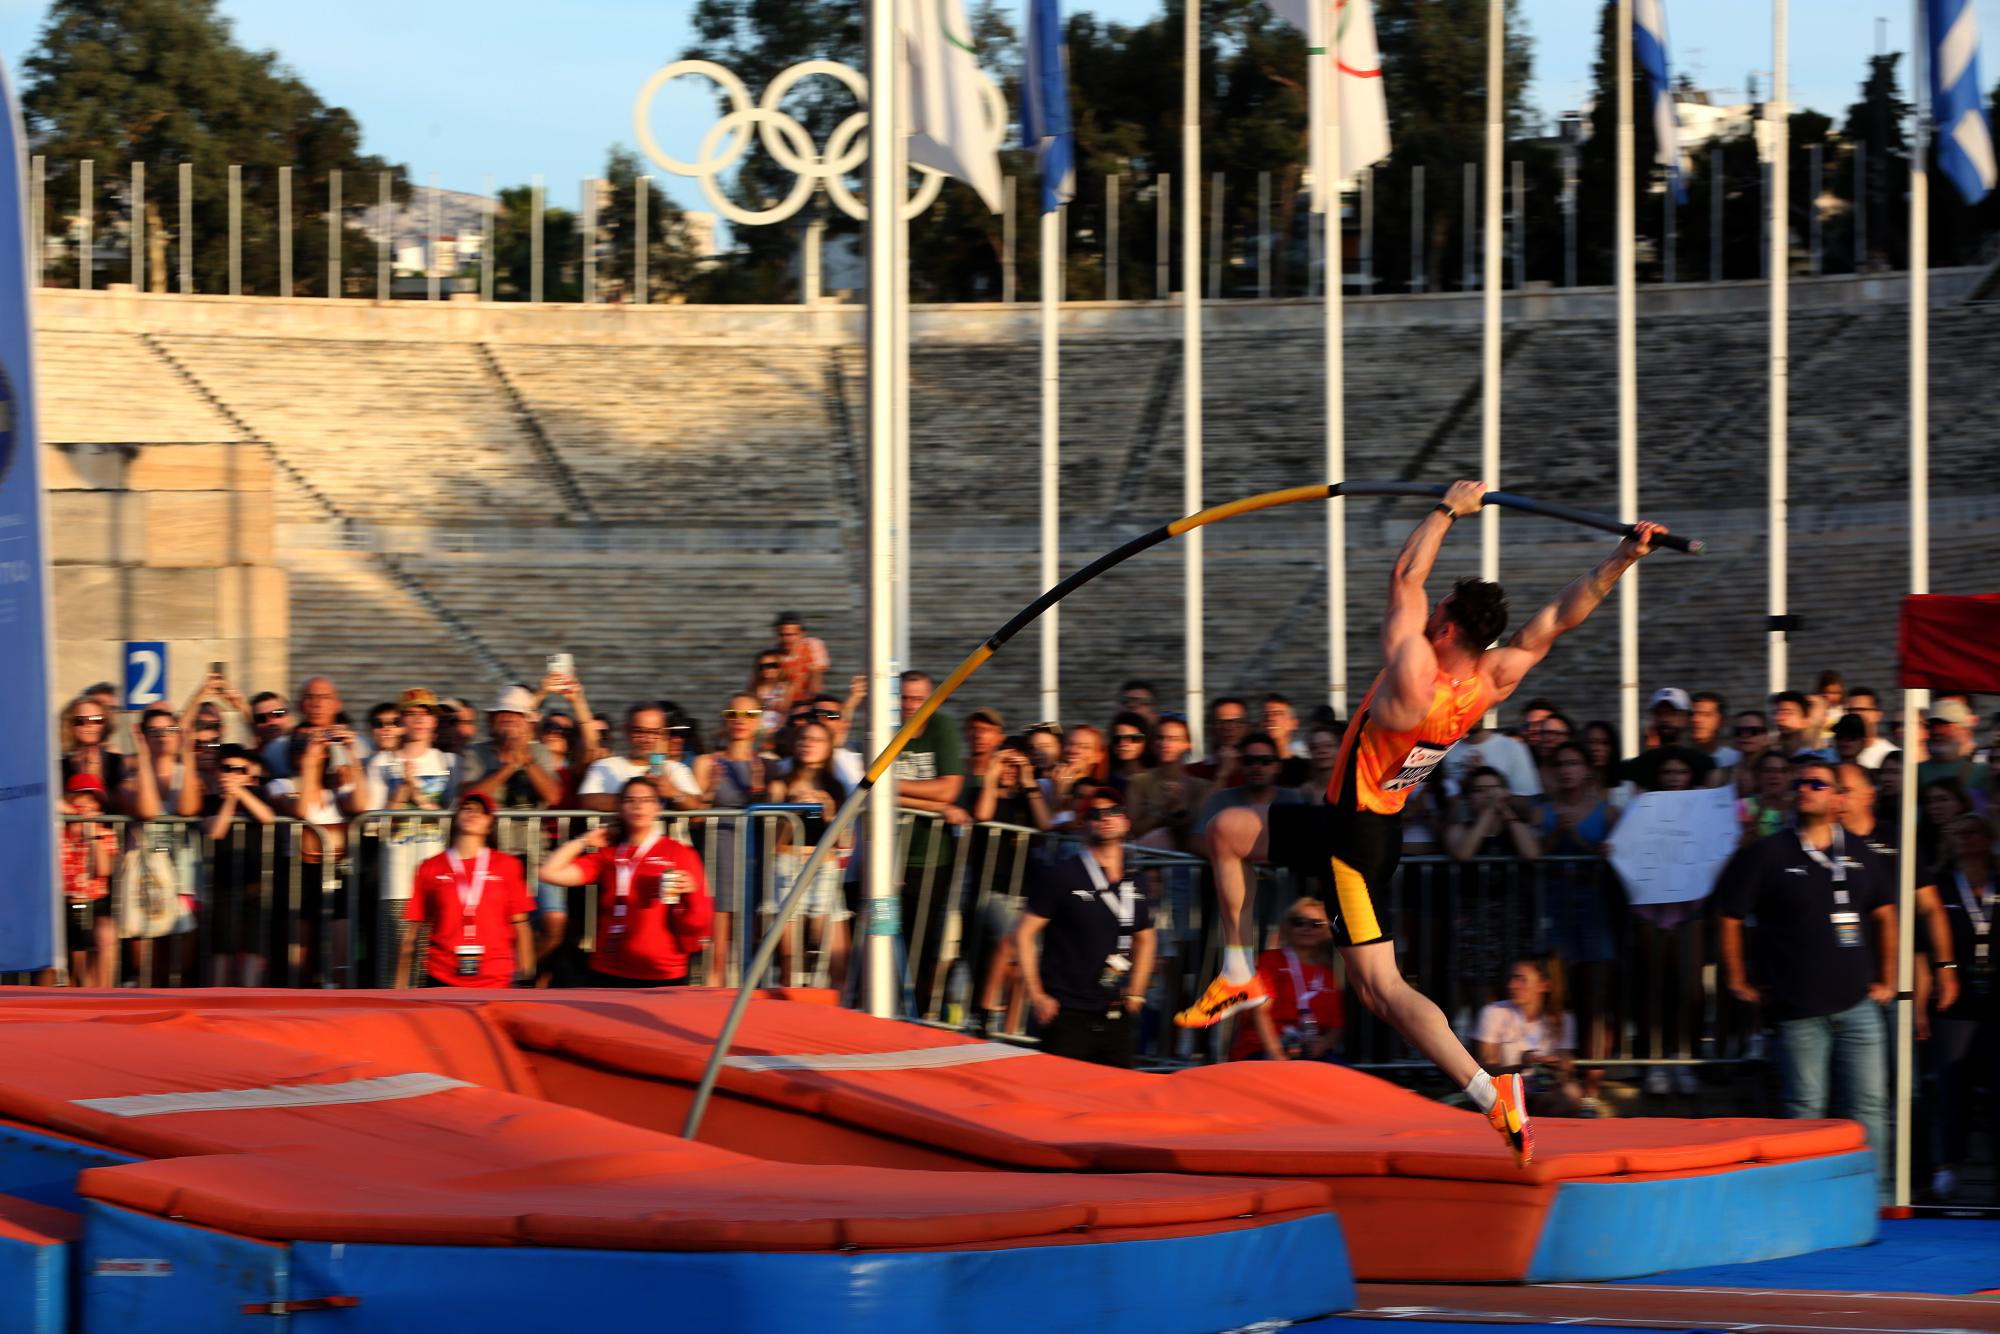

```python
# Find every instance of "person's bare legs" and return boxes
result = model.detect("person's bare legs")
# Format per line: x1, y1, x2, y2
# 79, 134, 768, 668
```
1341, 939, 1480, 1087
1207, 805, 1269, 951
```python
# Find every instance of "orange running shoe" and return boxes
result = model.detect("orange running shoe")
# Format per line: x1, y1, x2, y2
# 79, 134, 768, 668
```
1487, 1071, 1535, 1168
1174, 972, 1269, 1028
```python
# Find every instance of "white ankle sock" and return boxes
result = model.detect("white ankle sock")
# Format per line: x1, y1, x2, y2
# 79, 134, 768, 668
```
1466, 1070, 1498, 1114
1221, 947, 1255, 985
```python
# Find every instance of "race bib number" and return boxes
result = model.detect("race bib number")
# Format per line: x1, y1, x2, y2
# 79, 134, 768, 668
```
1382, 742, 1451, 792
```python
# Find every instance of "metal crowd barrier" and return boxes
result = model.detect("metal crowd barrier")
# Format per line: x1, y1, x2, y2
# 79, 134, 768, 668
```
40, 812, 1754, 1082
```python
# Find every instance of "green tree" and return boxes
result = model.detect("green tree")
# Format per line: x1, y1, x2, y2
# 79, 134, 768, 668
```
491, 185, 578, 303
22, 0, 406, 294
597, 146, 703, 303
1842, 52, 1910, 271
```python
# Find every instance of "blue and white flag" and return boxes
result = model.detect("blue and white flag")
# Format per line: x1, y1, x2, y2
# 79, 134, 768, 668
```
1634, 0, 1686, 204
1929, 0, 1995, 204
0, 57, 57, 972
1021, 0, 1075, 213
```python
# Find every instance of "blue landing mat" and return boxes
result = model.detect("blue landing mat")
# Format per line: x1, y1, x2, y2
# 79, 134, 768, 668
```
1611, 1217, 2000, 1294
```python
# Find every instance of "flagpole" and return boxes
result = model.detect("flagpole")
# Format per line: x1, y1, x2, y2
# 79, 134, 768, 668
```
1183, 0, 1206, 753
1616, 0, 1639, 753
1040, 203, 1061, 724
1321, 0, 1347, 716
1482, 0, 1503, 716
864, 0, 900, 1019
1768, 0, 1789, 699
1895, 0, 1929, 1216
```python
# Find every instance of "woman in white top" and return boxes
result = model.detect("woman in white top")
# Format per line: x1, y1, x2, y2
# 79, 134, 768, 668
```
363, 694, 460, 970
1473, 956, 1586, 1117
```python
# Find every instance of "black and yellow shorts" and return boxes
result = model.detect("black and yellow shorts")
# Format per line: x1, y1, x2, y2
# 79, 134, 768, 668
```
1268, 802, 1403, 948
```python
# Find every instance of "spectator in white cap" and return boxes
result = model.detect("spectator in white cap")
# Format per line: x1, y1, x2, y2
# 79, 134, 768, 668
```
1921, 698, 1992, 807
462, 685, 562, 814
1621, 687, 1717, 791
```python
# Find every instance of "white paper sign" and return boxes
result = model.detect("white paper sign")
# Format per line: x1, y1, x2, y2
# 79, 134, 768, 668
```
1608, 787, 1740, 906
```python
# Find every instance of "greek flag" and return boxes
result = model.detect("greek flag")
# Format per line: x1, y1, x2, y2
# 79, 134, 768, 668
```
1634, 0, 1686, 204
1929, 0, 1995, 204
1021, 0, 1075, 213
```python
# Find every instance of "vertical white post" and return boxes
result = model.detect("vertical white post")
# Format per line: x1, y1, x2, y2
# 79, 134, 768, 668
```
277, 165, 290, 296
131, 161, 145, 292
1106, 173, 1119, 300
530, 174, 544, 303
481, 176, 495, 303
30, 156, 42, 287
864, 0, 900, 1020
1896, 0, 1928, 1215
1316, 0, 1348, 715
803, 212, 822, 306
1257, 169, 1271, 299
379, 172, 392, 300
1616, 0, 1640, 753
430, 176, 443, 301
1041, 203, 1062, 724
1809, 141, 1822, 276
1208, 170, 1223, 298
1711, 143, 1723, 280
79, 158, 93, 290
226, 162, 239, 296
893, 135, 912, 674
328, 169, 341, 298
637, 177, 651, 304
1411, 164, 1424, 293
1768, 1, 1789, 697
179, 161, 192, 294
1002, 175, 1016, 302
1482, 0, 1503, 662
1156, 171, 1170, 298
581, 179, 596, 304
1183, 0, 1206, 754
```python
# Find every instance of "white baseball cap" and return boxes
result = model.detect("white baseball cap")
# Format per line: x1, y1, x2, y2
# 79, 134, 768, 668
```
488, 685, 537, 716
1648, 687, 1692, 712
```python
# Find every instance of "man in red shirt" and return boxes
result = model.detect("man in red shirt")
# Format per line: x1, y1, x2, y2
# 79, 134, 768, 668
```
539, 776, 715, 986
398, 794, 535, 988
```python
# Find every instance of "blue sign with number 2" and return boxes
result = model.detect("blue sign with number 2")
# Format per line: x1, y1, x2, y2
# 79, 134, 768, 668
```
125, 641, 167, 708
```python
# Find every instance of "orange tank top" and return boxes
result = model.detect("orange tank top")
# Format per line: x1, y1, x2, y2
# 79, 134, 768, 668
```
1330, 670, 1494, 815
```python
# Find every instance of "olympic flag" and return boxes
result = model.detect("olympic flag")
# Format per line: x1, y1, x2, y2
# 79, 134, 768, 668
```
901, 0, 1005, 212
1929, 0, 1995, 204
1270, 0, 1391, 210
0, 57, 57, 972
1635, 0, 1686, 204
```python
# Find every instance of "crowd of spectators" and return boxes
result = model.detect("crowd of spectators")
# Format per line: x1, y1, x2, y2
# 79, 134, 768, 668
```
43, 626, 1999, 1199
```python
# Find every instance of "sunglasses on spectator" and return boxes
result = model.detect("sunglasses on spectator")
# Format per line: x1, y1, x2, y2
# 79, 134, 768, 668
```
1288, 915, 1330, 929
1241, 754, 1280, 766
145, 726, 181, 737
1792, 777, 1833, 792
814, 708, 841, 721
757, 662, 782, 673
370, 717, 400, 729
72, 715, 105, 726
1114, 731, 1146, 743
1087, 805, 1126, 819
723, 709, 761, 721
542, 721, 575, 734
195, 739, 222, 750
254, 709, 288, 723
1735, 725, 1767, 736
220, 764, 252, 776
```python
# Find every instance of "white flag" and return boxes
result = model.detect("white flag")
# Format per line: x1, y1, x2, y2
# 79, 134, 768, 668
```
1271, 0, 1392, 210
899, 0, 1004, 213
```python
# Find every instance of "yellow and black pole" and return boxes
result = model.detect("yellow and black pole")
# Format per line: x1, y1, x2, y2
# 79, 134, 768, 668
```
680, 480, 1702, 1138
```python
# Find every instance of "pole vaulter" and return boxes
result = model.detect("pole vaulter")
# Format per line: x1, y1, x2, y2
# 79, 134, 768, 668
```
681, 480, 1701, 1142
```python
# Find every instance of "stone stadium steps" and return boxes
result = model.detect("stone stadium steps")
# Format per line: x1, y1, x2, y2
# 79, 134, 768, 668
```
35, 330, 239, 444
152, 334, 554, 528
383, 551, 865, 717
284, 553, 501, 710
483, 342, 846, 527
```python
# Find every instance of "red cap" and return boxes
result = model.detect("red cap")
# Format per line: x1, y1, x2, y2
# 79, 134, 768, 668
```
457, 792, 495, 815
64, 772, 107, 798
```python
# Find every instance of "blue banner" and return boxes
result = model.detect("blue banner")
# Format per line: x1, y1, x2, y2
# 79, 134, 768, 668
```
0, 57, 57, 972
1929, 0, 1996, 204
1020, 0, 1074, 215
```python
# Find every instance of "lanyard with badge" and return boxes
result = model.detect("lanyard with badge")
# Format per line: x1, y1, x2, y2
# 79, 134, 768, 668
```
1282, 946, 1324, 1041
1082, 850, 1137, 1012
446, 849, 490, 976
1954, 872, 1994, 996
608, 836, 660, 937
1800, 827, 1864, 949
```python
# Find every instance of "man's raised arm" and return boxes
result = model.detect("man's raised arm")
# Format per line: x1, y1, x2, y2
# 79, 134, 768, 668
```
1374, 481, 1487, 731
1485, 520, 1668, 698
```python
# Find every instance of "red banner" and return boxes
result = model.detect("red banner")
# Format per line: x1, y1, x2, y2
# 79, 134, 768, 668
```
1898, 594, 2000, 693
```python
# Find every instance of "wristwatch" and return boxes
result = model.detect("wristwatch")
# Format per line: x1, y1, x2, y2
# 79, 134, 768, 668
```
1433, 503, 1458, 521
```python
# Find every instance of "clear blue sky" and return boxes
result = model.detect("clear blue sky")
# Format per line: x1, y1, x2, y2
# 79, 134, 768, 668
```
0, 0, 1994, 216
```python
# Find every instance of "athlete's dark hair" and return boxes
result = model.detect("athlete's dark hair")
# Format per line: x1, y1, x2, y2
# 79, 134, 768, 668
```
1443, 577, 1509, 649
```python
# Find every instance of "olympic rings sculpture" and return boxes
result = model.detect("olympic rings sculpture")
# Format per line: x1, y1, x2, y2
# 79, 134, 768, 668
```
633, 58, 1007, 227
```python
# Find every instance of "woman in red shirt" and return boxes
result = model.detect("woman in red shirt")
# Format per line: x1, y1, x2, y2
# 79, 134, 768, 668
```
398, 793, 535, 988
57, 773, 120, 987
1232, 897, 1346, 1061
540, 776, 714, 987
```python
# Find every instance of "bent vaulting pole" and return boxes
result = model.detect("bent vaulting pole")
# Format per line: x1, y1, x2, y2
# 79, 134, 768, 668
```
680, 481, 1703, 1138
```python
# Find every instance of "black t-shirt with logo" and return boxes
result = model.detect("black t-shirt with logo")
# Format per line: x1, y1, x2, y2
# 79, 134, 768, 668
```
1935, 870, 1997, 1020
1715, 828, 1888, 1021
1026, 851, 1154, 1012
